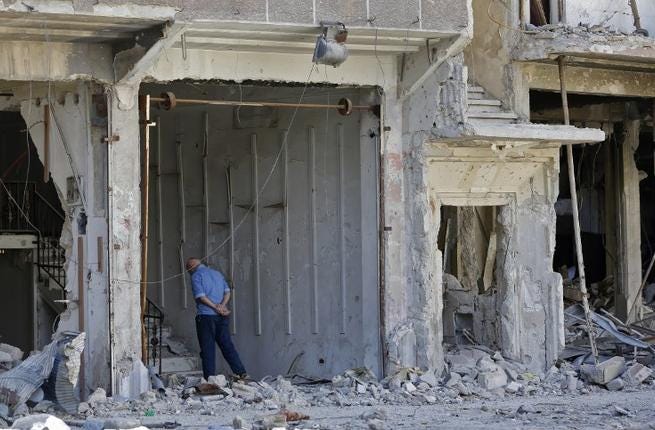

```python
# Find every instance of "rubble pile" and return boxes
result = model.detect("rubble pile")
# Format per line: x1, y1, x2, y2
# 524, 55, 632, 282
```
525, 21, 655, 43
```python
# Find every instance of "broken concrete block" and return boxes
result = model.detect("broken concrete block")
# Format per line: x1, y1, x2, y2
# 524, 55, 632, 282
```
606, 377, 624, 391
477, 369, 507, 390
367, 418, 385, 430
403, 382, 417, 393
476, 357, 497, 373
0, 344, 23, 362
491, 352, 504, 362
624, 363, 653, 385
232, 383, 259, 402
208, 374, 228, 388
418, 371, 438, 387
356, 383, 367, 394
11, 414, 70, 429
580, 356, 626, 385
0, 352, 12, 363
87, 388, 107, 406
505, 381, 522, 394
565, 373, 579, 392
453, 382, 471, 396
445, 372, 461, 387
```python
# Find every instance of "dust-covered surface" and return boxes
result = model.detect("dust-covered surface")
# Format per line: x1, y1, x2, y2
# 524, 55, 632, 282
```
6, 342, 654, 429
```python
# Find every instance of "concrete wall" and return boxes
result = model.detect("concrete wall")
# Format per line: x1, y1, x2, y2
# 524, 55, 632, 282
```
566, 0, 655, 35
143, 83, 380, 379
8, 0, 470, 31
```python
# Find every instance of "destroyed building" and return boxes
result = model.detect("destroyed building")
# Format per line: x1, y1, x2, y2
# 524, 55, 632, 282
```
0, 0, 653, 404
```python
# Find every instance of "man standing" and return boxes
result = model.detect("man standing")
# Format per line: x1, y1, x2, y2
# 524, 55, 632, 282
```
186, 257, 247, 379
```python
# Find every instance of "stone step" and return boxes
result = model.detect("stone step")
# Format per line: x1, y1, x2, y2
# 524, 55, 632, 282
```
468, 85, 485, 93
468, 111, 518, 120
467, 92, 486, 100
468, 117, 518, 126
468, 99, 502, 107
467, 105, 504, 115
161, 355, 201, 374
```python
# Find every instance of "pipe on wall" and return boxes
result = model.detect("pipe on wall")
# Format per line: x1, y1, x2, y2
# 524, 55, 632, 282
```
251, 134, 262, 336
307, 126, 319, 335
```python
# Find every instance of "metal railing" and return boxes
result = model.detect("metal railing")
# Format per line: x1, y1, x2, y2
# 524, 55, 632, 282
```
144, 298, 164, 374
0, 181, 67, 293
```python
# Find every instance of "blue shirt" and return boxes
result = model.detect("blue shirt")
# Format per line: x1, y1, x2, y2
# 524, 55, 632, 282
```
191, 264, 230, 316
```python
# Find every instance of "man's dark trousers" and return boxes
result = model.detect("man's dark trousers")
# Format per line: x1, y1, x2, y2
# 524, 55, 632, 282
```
195, 314, 246, 379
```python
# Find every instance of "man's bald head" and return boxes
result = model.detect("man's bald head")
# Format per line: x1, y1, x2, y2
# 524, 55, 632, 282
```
186, 257, 201, 272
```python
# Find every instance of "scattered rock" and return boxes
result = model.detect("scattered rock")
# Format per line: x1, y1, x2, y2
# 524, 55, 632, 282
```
11, 414, 69, 430
367, 418, 385, 430
87, 388, 107, 406
624, 363, 653, 386
516, 404, 537, 414
477, 368, 507, 390
606, 377, 624, 391
581, 356, 626, 385
505, 382, 522, 394
418, 371, 438, 387
208, 374, 228, 388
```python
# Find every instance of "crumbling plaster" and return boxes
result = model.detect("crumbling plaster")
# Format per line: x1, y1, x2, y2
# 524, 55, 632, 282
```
6, 81, 111, 393
426, 144, 564, 370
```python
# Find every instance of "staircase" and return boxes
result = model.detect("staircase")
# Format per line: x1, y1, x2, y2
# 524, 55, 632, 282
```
160, 325, 202, 377
143, 299, 201, 378
466, 85, 519, 126
0, 182, 67, 313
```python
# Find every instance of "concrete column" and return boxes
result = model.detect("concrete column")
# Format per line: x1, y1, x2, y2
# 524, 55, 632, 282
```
108, 83, 148, 398
616, 119, 642, 323
381, 89, 409, 375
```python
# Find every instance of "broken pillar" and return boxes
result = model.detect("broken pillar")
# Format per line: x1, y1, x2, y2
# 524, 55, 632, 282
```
107, 83, 146, 398
615, 117, 642, 323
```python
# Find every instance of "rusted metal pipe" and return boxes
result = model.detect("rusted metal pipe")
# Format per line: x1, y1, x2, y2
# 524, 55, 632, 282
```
558, 55, 599, 364
43, 105, 50, 183
139, 95, 154, 363
150, 92, 372, 116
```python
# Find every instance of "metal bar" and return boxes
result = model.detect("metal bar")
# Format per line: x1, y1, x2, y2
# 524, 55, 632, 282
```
337, 123, 346, 334
558, 56, 599, 363
176, 136, 187, 309
251, 134, 262, 336
43, 105, 50, 183
150, 96, 372, 111
308, 126, 319, 334
226, 166, 237, 335
139, 95, 152, 363
156, 116, 165, 307
77, 236, 86, 400
177, 139, 186, 244
97, 236, 104, 273
179, 244, 187, 309
282, 132, 292, 335
203, 112, 210, 263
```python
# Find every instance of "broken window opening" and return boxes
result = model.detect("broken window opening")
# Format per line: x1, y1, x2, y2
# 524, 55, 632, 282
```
439, 205, 502, 350
0, 110, 66, 353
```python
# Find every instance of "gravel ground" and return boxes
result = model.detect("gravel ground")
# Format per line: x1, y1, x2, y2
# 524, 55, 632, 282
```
77, 385, 655, 430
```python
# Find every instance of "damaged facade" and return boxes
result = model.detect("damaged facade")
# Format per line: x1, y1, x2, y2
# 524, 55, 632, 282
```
1, 0, 653, 405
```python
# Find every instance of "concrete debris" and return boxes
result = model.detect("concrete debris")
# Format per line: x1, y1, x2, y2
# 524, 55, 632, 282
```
624, 363, 653, 386
11, 414, 70, 429
606, 377, 625, 391
0, 344, 24, 363
580, 357, 626, 385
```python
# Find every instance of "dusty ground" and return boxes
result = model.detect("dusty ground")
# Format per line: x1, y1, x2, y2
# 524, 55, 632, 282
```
67, 386, 655, 429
